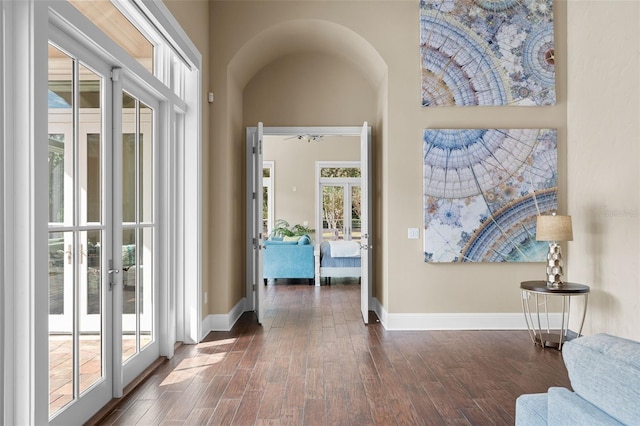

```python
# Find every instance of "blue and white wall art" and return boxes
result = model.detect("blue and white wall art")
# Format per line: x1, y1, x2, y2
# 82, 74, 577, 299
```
423, 128, 557, 262
420, 0, 556, 106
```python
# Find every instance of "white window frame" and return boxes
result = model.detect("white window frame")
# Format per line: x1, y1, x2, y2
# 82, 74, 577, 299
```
316, 161, 361, 242
2, 0, 202, 423
0, 0, 6, 421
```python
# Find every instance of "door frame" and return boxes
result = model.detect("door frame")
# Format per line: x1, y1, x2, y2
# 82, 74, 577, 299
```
245, 126, 372, 318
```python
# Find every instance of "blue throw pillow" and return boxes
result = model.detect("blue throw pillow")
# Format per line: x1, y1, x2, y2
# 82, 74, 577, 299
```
298, 235, 311, 245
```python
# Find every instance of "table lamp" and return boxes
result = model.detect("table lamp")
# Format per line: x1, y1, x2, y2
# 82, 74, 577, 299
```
536, 214, 573, 288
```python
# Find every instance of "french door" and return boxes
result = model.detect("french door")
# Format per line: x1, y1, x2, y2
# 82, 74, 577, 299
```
320, 179, 362, 242
48, 37, 158, 424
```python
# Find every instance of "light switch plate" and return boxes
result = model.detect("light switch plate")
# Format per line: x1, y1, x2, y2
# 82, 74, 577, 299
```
408, 228, 420, 239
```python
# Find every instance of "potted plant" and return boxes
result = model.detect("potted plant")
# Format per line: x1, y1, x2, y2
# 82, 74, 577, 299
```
270, 219, 314, 238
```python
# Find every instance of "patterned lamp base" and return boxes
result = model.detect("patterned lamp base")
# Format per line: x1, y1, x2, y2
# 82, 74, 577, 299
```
545, 242, 564, 287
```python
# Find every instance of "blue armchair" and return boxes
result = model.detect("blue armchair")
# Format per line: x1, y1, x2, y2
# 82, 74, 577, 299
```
263, 235, 315, 284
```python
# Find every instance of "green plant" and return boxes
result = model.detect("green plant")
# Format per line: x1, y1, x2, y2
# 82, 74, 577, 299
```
271, 219, 314, 237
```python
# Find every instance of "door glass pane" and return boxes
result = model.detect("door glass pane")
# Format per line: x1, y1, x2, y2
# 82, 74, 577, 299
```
122, 92, 136, 223
48, 44, 73, 226
139, 227, 153, 350
351, 185, 361, 242
48, 43, 105, 418
48, 231, 73, 415
122, 91, 155, 364
122, 228, 137, 363
322, 185, 344, 241
262, 185, 269, 236
79, 62, 102, 225
80, 230, 103, 394
139, 101, 153, 223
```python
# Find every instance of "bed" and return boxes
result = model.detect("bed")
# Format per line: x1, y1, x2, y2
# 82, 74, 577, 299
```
319, 240, 361, 285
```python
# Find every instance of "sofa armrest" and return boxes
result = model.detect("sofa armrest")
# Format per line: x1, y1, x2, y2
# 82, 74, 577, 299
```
515, 393, 547, 426
547, 387, 623, 425
563, 334, 640, 424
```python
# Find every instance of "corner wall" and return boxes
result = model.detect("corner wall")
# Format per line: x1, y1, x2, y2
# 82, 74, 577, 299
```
566, 0, 640, 341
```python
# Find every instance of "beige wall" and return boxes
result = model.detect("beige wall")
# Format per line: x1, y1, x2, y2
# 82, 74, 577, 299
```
566, 1, 640, 341
263, 134, 361, 240
167, 0, 640, 340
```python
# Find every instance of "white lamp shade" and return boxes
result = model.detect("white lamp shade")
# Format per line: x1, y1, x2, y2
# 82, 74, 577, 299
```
536, 215, 573, 242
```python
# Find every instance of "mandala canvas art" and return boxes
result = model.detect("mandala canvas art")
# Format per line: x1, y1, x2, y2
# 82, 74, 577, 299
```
420, 0, 556, 106
423, 128, 557, 262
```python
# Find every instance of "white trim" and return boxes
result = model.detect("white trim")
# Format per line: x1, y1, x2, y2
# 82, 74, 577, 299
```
137, 0, 201, 70
0, 0, 5, 419
3, 1, 49, 424
200, 298, 247, 339
182, 66, 202, 345
371, 298, 562, 331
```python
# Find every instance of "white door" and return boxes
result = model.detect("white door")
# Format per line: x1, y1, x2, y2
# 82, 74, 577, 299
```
246, 123, 265, 324
48, 42, 160, 424
360, 122, 371, 324
47, 41, 114, 426
117, 82, 160, 388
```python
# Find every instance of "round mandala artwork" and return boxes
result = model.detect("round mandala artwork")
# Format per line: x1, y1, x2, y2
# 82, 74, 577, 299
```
420, 0, 556, 106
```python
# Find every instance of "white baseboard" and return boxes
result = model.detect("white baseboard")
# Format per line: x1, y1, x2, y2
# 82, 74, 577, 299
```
371, 297, 564, 331
200, 297, 566, 339
200, 297, 246, 340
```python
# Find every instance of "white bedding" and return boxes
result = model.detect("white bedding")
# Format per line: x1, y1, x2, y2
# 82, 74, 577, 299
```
328, 240, 361, 257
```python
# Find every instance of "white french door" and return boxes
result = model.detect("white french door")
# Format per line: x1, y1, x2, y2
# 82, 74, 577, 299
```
359, 122, 371, 324
47, 36, 159, 424
117, 82, 159, 387
320, 179, 361, 242
47, 39, 115, 425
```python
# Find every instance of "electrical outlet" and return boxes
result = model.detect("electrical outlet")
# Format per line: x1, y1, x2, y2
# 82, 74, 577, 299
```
408, 228, 420, 239
204, 291, 208, 304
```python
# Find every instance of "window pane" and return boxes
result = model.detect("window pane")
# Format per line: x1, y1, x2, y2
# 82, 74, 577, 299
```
139, 102, 153, 223
79, 63, 102, 225
322, 185, 344, 241
321, 167, 361, 178
79, 230, 103, 394
139, 227, 153, 351
122, 228, 136, 363
122, 92, 136, 223
48, 232, 73, 415
351, 186, 362, 242
69, 0, 154, 74
48, 44, 73, 225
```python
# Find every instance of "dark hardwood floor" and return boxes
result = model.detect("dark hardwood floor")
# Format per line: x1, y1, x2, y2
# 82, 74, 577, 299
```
91, 278, 570, 425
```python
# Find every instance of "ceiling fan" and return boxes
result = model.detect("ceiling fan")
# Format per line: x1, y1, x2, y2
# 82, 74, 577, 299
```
284, 134, 325, 142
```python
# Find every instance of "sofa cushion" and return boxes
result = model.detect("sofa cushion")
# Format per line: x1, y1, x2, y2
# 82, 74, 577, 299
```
264, 239, 297, 245
547, 387, 623, 425
515, 393, 547, 426
563, 334, 640, 424
283, 235, 301, 242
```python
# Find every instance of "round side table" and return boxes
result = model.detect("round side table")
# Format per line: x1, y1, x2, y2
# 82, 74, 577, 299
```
520, 281, 590, 350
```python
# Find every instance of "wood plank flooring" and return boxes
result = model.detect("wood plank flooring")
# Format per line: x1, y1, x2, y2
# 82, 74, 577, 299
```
91, 278, 570, 425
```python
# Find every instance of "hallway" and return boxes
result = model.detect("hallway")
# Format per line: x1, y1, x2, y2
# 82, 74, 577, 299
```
91, 279, 569, 425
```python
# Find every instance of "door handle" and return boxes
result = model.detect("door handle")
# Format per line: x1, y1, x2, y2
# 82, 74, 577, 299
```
108, 259, 120, 290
